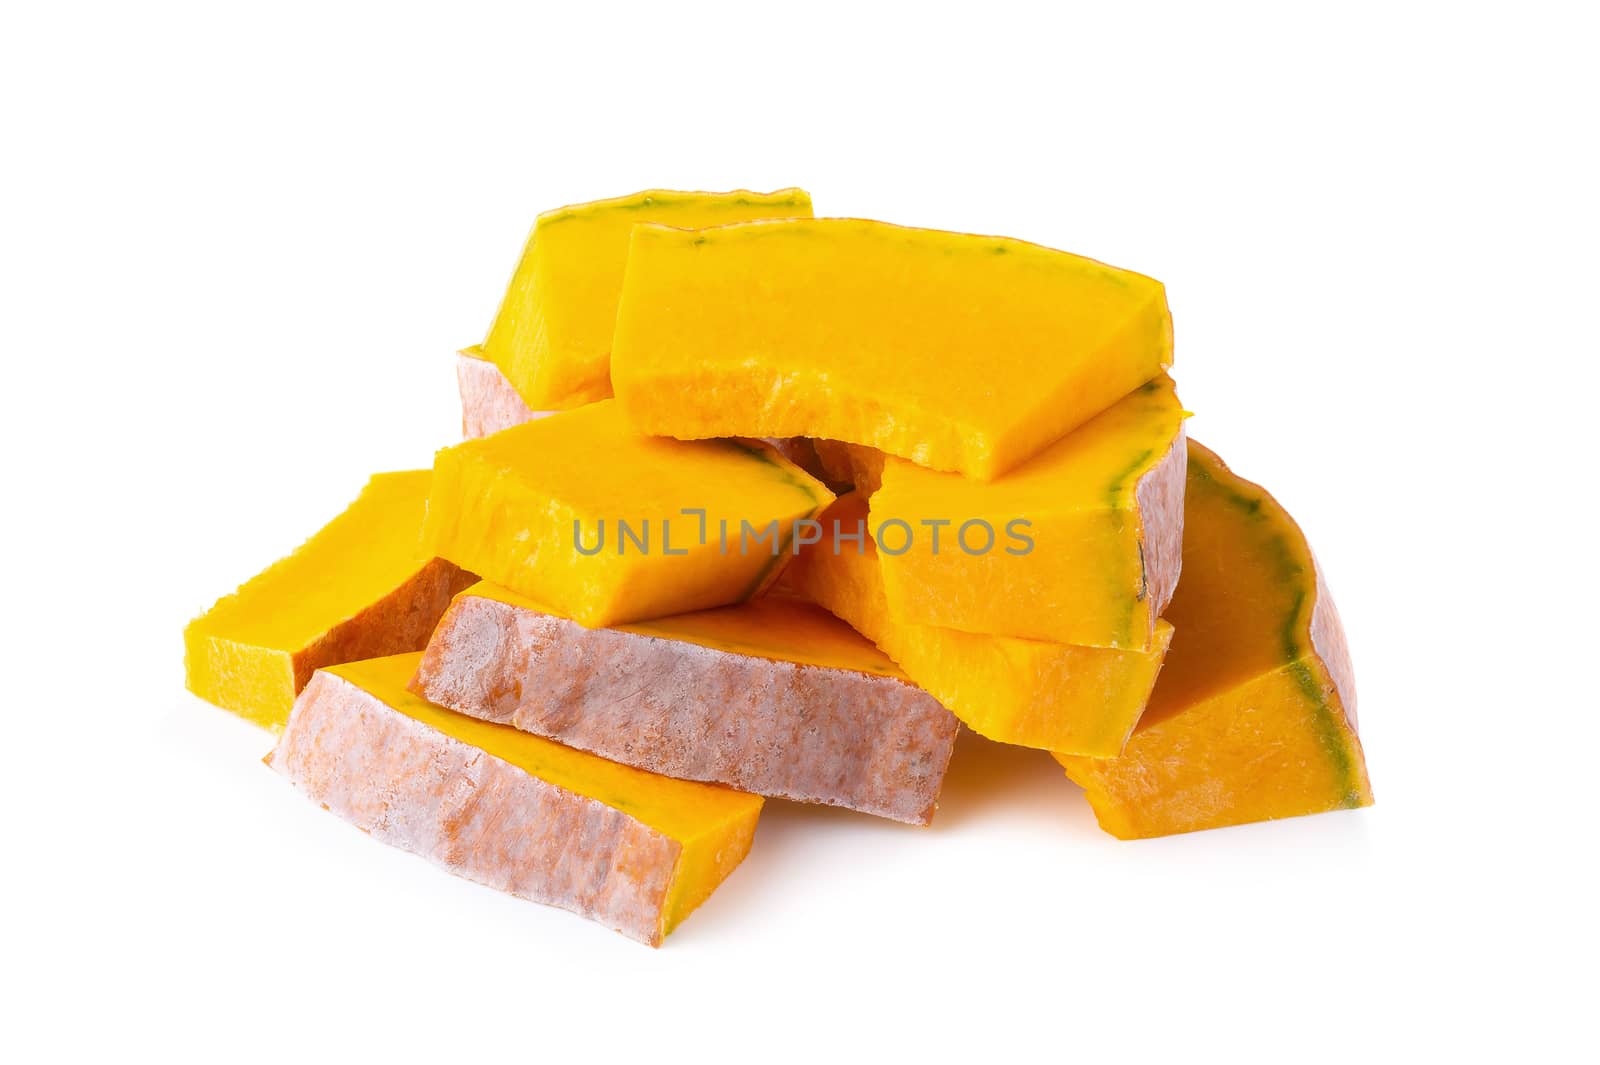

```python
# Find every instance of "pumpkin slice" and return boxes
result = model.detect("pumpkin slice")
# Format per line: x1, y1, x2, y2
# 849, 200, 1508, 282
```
482, 188, 813, 410
423, 400, 833, 628
411, 582, 959, 825
270, 654, 761, 946
184, 471, 475, 731
788, 495, 1169, 756
612, 218, 1172, 480
871, 375, 1187, 649
456, 344, 546, 438
1055, 441, 1373, 838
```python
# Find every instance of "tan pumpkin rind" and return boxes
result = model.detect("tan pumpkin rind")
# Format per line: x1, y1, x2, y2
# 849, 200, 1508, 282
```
456, 345, 547, 438
1133, 430, 1188, 629
411, 584, 959, 825
270, 655, 763, 945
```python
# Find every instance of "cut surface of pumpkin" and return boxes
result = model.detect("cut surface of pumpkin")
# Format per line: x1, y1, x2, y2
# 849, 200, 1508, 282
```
412, 582, 959, 824
872, 375, 1187, 648
788, 495, 1169, 755
612, 218, 1173, 480
423, 400, 834, 628
1055, 441, 1373, 838
183, 471, 475, 731
270, 654, 762, 946
457, 344, 546, 438
482, 188, 813, 410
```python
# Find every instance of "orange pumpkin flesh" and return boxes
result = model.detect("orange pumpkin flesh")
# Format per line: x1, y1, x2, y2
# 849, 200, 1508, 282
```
1056, 441, 1372, 838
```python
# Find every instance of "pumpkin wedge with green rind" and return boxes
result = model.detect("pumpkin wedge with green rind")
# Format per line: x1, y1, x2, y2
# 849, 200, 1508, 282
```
271, 653, 762, 946
871, 375, 1187, 649
788, 495, 1170, 756
482, 188, 813, 410
1056, 441, 1373, 838
423, 400, 834, 628
612, 217, 1172, 480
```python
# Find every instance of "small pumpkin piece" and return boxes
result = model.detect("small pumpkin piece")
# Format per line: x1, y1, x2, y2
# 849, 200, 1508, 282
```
612, 218, 1173, 480
271, 654, 762, 946
789, 495, 1169, 756
483, 188, 813, 410
872, 375, 1187, 649
412, 582, 958, 824
456, 345, 547, 438
423, 400, 834, 628
1056, 442, 1373, 839
183, 471, 476, 731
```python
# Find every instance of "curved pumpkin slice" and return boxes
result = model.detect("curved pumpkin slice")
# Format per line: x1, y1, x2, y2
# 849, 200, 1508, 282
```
482, 188, 813, 410
1056, 441, 1373, 838
612, 218, 1172, 481
183, 470, 476, 731
871, 375, 1187, 649
270, 654, 762, 946
788, 495, 1169, 756
411, 582, 958, 825
423, 400, 833, 628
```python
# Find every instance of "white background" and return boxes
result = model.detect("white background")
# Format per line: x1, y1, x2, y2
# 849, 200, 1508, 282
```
4, 2, 1596, 1061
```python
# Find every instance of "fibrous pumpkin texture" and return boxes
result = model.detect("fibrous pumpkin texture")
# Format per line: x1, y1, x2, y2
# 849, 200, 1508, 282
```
411, 582, 959, 824
482, 188, 813, 410
612, 218, 1173, 480
1055, 441, 1373, 838
788, 495, 1169, 756
183, 471, 476, 730
270, 654, 763, 946
422, 400, 834, 628
871, 375, 1188, 649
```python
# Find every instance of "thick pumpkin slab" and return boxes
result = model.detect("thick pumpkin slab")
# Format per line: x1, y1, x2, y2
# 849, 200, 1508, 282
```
423, 400, 833, 628
482, 188, 813, 410
456, 345, 546, 438
270, 654, 762, 946
612, 218, 1173, 480
184, 471, 476, 731
872, 375, 1187, 649
788, 495, 1169, 755
1055, 442, 1373, 838
411, 582, 959, 825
